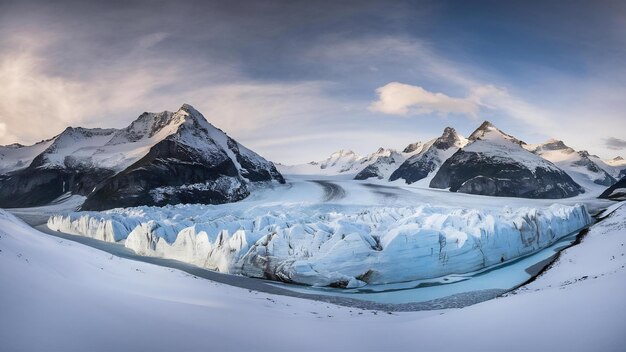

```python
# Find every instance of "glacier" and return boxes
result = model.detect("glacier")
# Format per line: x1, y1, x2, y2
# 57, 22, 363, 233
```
47, 203, 591, 287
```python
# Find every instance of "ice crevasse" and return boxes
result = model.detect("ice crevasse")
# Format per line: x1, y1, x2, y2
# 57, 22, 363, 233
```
47, 203, 591, 287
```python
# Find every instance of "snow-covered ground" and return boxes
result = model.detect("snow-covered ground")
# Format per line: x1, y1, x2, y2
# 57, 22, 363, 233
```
1, 203, 625, 351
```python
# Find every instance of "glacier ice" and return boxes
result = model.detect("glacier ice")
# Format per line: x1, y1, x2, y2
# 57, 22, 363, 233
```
47, 203, 591, 287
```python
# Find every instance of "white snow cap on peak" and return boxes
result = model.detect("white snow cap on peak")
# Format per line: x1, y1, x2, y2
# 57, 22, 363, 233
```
331, 149, 358, 157
468, 120, 524, 145
179, 103, 201, 115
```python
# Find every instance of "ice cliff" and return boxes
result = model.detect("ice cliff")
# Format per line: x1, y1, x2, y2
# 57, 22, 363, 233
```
48, 203, 591, 287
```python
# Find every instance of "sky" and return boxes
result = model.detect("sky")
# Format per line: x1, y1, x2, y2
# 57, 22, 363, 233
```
0, 0, 624, 164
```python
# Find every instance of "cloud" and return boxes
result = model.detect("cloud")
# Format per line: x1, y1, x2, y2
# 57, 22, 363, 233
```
0, 30, 346, 149
137, 32, 169, 50
0, 52, 94, 144
305, 36, 478, 88
467, 85, 557, 130
606, 137, 626, 150
368, 79, 559, 133
369, 82, 479, 116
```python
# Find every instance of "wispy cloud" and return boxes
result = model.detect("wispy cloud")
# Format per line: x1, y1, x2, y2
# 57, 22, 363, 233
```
606, 137, 626, 150
369, 82, 479, 116
313, 36, 560, 132
0, 31, 342, 147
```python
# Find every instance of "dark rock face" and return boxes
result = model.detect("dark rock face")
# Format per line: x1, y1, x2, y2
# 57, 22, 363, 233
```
80, 140, 246, 210
389, 127, 463, 184
0, 167, 114, 208
430, 151, 584, 198
599, 177, 626, 200
402, 142, 422, 153
354, 155, 397, 180
389, 151, 439, 184
354, 164, 385, 180
226, 138, 284, 183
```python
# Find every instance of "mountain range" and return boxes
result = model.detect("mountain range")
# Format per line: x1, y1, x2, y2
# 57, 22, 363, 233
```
279, 121, 626, 199
1, 106, 624, 209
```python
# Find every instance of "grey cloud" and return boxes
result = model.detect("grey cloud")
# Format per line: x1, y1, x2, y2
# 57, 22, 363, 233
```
606, 137, 626, 150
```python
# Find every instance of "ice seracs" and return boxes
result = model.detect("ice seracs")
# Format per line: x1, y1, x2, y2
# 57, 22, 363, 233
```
47, 202, 591, 287
430, 121, 585, 198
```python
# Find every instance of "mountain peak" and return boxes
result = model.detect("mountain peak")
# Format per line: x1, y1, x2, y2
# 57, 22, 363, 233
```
433, 126, 466, 150
538, 139, 571, 152
468, 121, 497, 141
179, 103, 200, 115
331, 149, 357, 157
440, 127, 459, 140
403, 141, 423, 153
467, 120, 524, 146
613, 156, 624, 161
442, 126, 456, 134
477, 120, 495, 131
175, 104, 217, 131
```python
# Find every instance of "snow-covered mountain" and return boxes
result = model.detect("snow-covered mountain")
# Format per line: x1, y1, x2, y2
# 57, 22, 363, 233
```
353, 148, 405, 180
389, 127, 468, 185
526, 139, 616, 188
278, 147, 412, 179
277, 150, 364, 176
598, 156, 626, 180
430, 121, 584, 198
0, 104, 284, 209
0, 139, 54, 174
605, 156, 626, 168
600, 176, 626, 200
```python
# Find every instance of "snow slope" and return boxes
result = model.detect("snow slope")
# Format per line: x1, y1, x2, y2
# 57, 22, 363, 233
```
527, 139, 616, 189
278, 146, 417, 179
2, 205, 625, 351
353, 148, 406, 180
277, 149, 368, 176
597, 156, 626, 180
0, 139, 54, 174
48, 202, 590, 287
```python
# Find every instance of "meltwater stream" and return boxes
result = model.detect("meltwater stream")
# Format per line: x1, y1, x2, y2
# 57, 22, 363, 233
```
269, 227, 582, 305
